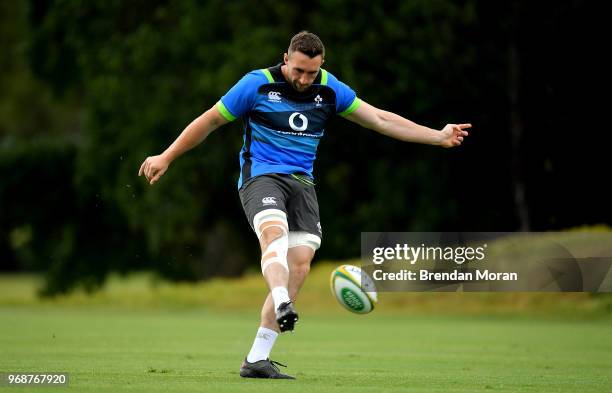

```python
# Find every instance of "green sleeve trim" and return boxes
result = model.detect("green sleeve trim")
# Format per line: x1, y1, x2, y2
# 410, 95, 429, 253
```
216, 100, 236, 121
339, 97, 361, 117
261, 69, 274, 83
320, 69, 328, 85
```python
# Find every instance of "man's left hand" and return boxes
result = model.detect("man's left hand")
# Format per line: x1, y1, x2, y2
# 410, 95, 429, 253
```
440, 123, 472, 148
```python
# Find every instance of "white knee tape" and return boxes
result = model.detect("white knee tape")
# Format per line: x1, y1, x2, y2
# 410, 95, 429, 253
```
261, 233, 289, 274
288, 231, 321, 251
253, 209, 288, 238
255, 209, 290, 274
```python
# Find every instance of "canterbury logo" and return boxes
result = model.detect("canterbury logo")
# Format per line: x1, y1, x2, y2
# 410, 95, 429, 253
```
314, 94, 323, 106
289, 112, 308, 131
262, 197, 277, 205
268, 91, 281, 102
257, 332, 271, 340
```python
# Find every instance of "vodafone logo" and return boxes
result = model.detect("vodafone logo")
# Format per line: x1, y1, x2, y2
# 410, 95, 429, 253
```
289, 112, 308, 131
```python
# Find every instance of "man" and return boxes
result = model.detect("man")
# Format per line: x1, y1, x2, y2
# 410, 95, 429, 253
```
139, 31, 471, 379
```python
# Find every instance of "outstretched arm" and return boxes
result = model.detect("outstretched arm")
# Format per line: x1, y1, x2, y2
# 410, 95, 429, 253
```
344, 100, 471, 148
138, 105, 230, 185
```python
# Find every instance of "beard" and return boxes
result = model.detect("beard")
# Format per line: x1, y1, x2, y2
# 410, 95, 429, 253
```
292, 80, 310, 92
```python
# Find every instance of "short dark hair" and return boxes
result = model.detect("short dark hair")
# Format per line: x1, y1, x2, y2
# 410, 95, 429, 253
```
288, 31, 325, 59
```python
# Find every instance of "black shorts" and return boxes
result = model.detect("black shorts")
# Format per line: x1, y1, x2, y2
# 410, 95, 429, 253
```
239, 173, 322, 240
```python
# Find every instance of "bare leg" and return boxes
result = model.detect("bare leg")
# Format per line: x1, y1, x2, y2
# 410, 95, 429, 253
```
258, 226, 289, 292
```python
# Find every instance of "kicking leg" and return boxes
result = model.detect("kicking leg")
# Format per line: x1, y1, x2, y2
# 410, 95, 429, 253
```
253, 209, 300, 332
246, 244, 315, 366
259, 244, 316, 332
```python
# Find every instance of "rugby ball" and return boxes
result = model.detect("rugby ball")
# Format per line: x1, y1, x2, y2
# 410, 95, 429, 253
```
330, 265, 377, 314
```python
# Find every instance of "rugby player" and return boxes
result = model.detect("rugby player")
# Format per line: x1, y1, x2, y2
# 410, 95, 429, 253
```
139, 31, 471, 379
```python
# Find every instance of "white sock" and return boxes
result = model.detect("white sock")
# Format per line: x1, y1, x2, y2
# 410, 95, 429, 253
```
271, 286, 291, 310
246, 327, 278, 362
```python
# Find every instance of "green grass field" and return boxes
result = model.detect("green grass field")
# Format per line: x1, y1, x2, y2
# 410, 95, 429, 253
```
1, 307, 611, 392
1, 252, 612, 392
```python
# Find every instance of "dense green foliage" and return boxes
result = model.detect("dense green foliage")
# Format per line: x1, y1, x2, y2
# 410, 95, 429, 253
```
1, 1, 608, 293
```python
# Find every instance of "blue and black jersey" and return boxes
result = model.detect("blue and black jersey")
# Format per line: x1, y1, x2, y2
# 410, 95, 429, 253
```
217, 63, 360, 189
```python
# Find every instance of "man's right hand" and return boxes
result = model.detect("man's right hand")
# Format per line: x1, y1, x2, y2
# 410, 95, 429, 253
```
138, 154, 170, 185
